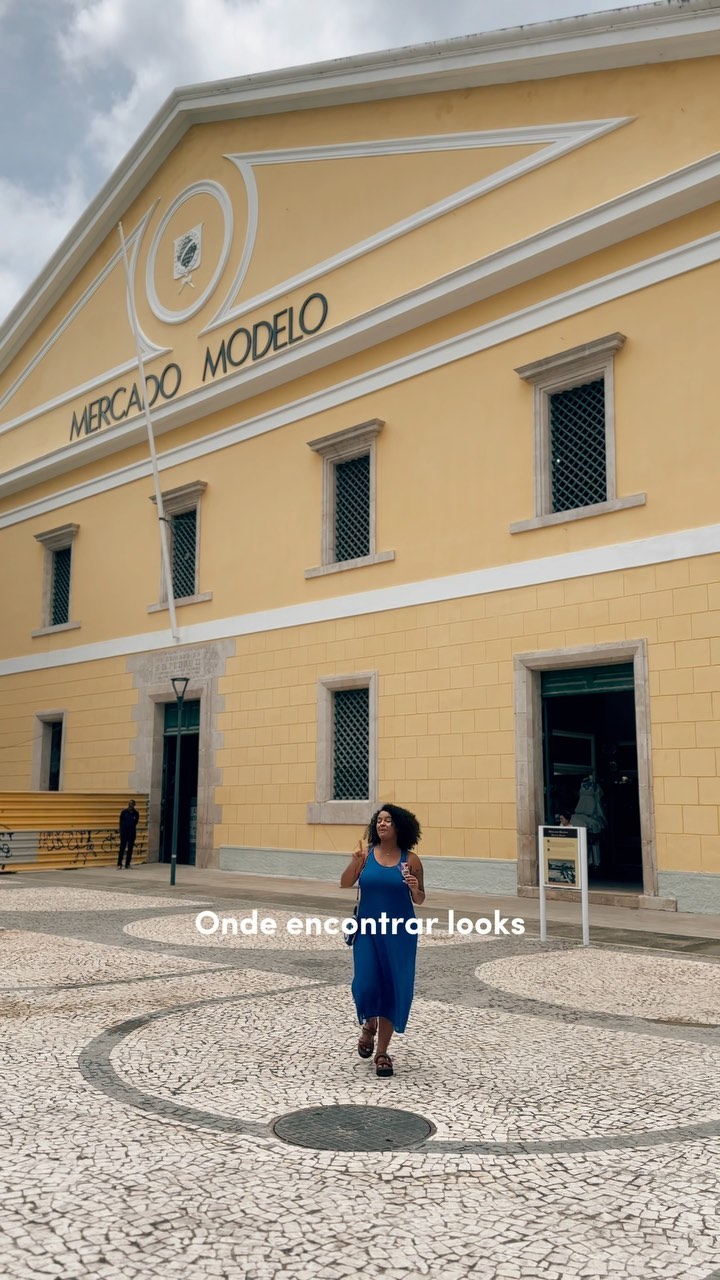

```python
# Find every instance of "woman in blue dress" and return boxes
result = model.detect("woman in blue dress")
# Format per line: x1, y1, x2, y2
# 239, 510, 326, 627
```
341, 804, 425, 1077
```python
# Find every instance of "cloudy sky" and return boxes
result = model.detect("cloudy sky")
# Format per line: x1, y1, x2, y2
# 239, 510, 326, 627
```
2, 0, 660, 323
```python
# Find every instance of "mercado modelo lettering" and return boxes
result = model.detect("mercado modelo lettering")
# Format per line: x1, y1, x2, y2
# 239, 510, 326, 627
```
68, 291, 329, 441
201, 291, 328, 381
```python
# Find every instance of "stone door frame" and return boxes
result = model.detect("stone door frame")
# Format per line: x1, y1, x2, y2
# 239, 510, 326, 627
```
513, 638, 658, 900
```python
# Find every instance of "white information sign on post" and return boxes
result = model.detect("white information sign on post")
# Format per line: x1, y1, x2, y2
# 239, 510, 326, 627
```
538, 824, 590, 946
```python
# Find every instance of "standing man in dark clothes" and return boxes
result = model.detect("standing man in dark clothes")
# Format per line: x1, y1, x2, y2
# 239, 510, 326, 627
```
118, 799, 139, 869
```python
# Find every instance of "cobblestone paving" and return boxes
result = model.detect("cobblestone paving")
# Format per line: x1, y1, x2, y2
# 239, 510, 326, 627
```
1, 880, 719, 1279
477, 948, 720, 1024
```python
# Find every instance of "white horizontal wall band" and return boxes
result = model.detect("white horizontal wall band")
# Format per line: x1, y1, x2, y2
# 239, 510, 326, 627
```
2, 520, 719, 677
3, 222, 720, 533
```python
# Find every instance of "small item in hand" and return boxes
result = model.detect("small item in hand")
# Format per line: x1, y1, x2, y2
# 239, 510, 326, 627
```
343, 904, 358, 947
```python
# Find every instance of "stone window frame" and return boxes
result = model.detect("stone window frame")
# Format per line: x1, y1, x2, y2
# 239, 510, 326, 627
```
307, 671, 378, 825
148, 480, 212, 613
513, 638, 664, 906
511, 333, 646, 533
305, 419, 395, 578
32, 523, 80, 637
31, 711, 66, 791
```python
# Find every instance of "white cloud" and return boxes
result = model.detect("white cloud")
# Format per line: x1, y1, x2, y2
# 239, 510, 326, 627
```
59, 0, 380, 168
0, 175, 88, 320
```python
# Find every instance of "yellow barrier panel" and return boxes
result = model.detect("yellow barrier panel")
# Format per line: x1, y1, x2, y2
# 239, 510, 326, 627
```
0, 793, 149, 872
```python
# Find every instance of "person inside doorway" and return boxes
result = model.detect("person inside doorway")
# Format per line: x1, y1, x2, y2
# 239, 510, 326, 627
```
559, 776, 606, 867
117, 799, 139, 869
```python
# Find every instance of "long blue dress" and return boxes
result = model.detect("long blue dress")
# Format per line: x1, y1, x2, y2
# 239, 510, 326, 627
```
351, 848, 418, 1034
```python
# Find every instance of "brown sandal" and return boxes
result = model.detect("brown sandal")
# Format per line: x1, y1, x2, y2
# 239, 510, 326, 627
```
357, 1021, 376, 1059
375, 1053, 393, 1078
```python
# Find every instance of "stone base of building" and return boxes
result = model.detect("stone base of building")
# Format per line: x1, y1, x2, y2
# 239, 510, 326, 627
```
218, 846, 518, 895
657, 871, 720, 915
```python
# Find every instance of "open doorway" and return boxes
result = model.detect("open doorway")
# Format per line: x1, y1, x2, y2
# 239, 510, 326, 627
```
541, 663, 642, 891
160, 700, 200, 866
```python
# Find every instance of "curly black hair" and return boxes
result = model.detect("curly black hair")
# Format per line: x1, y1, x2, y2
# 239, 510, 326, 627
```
366, 804, 422, 852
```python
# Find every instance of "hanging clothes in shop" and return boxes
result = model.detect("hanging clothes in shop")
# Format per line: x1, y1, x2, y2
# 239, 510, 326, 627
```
569, 777, 606, 868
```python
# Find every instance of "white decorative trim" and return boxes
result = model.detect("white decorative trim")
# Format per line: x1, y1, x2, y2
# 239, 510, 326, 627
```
150, 479, 207, 515
308, 671, 378, 824
510, 493, 646, 533
232, 124, 602, 164
34, 523, 79, 633
34, 522, 79, 551
307, 417, 384, 570
150, 479, 206, 605
515, 331, 627, 519
514, 332, 627, 385
145, 182, 234, 324
31, 621, 82, 639
204, 160, 259, 331
3, 519, 720, 677
214, 120, 626, 328
18, 105, 720, 443
5, 146, 720, 492
147, 592, 213, 614
3, 221, 720, 521
0, 0, 717, 376
305, 551, 395, 579
0, 206, 168, 437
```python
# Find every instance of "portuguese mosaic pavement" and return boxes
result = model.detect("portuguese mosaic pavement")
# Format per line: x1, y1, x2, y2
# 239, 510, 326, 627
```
1, 878, 719, 1279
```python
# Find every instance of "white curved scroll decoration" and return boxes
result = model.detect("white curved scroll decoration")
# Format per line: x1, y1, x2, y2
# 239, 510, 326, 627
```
145, 181, 234, 325
201, 160, 259, 334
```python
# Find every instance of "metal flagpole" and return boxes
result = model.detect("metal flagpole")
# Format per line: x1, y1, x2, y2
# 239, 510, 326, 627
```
117, 222, 179, 643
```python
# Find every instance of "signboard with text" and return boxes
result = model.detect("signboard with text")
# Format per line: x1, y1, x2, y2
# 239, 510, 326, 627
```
538, 824, 589, 946
541, 825, 580, 888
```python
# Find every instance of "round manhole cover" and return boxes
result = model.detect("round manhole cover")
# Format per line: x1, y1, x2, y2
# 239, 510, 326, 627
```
272, 1104, 434, 1151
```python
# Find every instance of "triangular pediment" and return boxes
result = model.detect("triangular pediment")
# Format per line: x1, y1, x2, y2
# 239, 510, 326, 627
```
0, 119, 622, 451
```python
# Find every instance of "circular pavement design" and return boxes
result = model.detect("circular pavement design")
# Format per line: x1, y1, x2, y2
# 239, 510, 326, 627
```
123, 908, 470, 950
88, 977, 720, 1156
0, 887, 207, 912
272, 1104, 435, 1151
0, 929, 221, 990
476, 948, 720, 1025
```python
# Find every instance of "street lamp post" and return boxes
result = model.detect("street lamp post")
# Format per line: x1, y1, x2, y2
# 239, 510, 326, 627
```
169, 676, 189, 887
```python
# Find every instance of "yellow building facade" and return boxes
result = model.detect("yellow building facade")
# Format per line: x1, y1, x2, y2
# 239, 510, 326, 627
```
2, 1, 720, 908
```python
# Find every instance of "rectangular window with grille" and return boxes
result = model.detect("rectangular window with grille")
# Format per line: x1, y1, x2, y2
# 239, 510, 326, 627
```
50, 546, 72, 626
550, 378, 607, 513
332, 687, 369, 800
334, 453, 370, 562
170, 508, 197, 599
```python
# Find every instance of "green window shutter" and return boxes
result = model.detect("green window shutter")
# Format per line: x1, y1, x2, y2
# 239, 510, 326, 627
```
333, 687, 369, 799
164, 700, 201, 732
541, 663, 634, 696
550, 378, 607, 513
335, 454, 370, 562
51, 546, 72, 626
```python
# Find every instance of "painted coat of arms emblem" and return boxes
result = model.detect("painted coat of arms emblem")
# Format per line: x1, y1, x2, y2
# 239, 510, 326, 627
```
173, 225, 202, 279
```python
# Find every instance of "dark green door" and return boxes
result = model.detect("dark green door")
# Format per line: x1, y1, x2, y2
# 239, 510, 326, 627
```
160, 700, 200, 866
